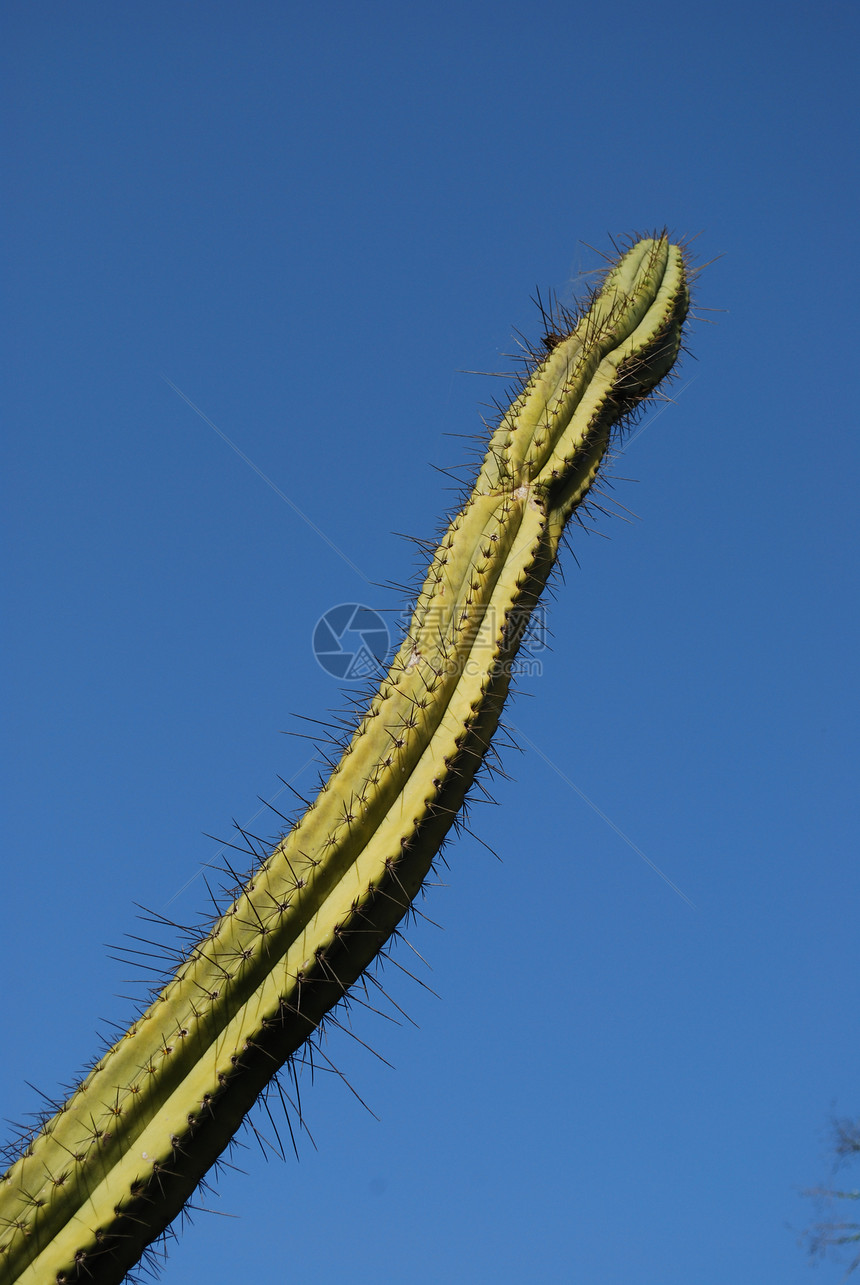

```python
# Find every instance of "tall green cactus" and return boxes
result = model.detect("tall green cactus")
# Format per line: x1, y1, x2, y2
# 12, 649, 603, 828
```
0, 234, 690, 1284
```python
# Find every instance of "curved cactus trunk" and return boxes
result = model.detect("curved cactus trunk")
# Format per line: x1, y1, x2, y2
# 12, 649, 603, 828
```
0, 235, 689, 1284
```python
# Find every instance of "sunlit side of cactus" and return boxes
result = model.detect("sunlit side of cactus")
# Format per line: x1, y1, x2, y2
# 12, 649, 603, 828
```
0, 235, 690, 1284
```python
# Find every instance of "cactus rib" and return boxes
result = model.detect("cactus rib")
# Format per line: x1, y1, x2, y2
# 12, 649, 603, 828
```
0, 233, 690, 1284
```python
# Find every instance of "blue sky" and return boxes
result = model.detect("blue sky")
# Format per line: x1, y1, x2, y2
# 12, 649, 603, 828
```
2, 2, 858, 1281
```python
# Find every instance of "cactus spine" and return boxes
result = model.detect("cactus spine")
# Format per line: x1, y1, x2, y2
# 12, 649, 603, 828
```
0, 235, 690, 1283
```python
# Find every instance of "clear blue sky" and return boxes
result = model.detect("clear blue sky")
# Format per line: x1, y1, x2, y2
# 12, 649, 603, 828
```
2, 2, 858, 1281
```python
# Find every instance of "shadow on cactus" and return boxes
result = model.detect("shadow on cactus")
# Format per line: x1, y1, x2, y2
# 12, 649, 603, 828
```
0, 233, 693, 1283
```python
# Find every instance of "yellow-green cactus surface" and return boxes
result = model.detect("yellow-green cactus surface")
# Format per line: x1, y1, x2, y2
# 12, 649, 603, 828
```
0, 234, 690, 1284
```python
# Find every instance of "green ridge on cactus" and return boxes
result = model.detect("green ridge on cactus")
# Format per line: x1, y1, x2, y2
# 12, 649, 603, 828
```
0, 233, 691, 1284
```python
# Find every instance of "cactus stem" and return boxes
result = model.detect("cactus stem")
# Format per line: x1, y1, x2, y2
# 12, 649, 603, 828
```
1, 233, 690, 1284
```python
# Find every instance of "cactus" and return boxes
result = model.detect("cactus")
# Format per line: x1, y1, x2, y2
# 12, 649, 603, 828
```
0, 234, 690, 1284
